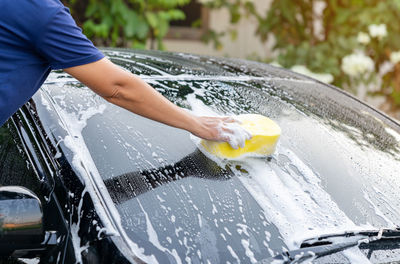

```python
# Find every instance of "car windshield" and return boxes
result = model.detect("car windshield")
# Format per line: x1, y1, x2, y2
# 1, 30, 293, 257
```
34, 50, 400, 263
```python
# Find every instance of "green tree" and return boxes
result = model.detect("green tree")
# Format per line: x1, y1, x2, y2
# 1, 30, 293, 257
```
63, 0, 190, 49
202, 0, 400, 108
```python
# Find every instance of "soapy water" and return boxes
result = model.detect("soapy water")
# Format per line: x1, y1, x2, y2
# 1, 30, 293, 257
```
186, 91, 372, 262
187, 93, 252, 149
37, 73, 400, 263
39, 85, 159, 264
218, 119, 252, 149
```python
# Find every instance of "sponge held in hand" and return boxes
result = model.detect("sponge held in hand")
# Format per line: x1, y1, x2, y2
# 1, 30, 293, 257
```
200, 114, 281, 159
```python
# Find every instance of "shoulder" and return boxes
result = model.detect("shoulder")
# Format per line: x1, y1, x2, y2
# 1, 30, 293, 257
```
2, 0, 64, 16
23, 0, 63, 12
28, 1, 73, 44
30, 0, 66, 24
0, 0, 65, 37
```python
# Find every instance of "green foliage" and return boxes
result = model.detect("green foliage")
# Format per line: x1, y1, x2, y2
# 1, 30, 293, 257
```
262, 1, 400, 71
392, 90, 400, 105
63, 0, 189, 49
203, 0, 400, 105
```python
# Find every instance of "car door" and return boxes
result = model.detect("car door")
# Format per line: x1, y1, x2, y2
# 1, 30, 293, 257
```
0, 113, 73, 263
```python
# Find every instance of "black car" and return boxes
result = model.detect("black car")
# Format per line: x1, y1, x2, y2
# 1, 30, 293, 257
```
1, 48, 400, 264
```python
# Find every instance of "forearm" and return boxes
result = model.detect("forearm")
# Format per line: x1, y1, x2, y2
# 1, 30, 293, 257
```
65, 58, 199, 132
64, 58, 251, 147
105, 74, 199, 132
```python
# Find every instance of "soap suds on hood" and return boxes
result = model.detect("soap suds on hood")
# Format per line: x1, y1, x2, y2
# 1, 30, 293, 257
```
39, 86, 158, 264
186, 90, 372, 262
187, 93, 252, 149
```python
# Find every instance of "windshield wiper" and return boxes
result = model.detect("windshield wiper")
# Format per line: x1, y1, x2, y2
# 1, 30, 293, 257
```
262, 228, 400, 264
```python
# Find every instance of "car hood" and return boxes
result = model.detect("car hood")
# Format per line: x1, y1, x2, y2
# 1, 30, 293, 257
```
31, 49, 400, 263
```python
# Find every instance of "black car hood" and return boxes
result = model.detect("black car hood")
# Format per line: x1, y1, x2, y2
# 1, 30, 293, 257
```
31, 49, 400, 263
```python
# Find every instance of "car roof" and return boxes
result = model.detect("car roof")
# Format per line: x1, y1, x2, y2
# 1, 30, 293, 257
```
32, 48, 400, 263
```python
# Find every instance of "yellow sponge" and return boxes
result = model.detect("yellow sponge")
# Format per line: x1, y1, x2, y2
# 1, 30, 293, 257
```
200, 114, 281, 159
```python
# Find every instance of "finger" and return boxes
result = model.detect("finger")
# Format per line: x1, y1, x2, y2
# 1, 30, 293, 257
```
244, 129, 252, 140
221, 124, 234, 134
228, 138, 239, 149
240, 130, 249, 148
222, 116, 237, 123
238, 137, 245, 148
231, 117, 242, 124
233, 117, 242, 124
221, 132, 238, 149
219, 134, 230, 142
221, 131, 237, 149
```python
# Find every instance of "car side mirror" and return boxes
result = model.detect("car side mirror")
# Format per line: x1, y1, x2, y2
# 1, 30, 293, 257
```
0, 186, 55, 257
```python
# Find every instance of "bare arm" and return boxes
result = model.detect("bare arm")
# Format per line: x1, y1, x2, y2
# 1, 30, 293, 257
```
64, 58, 250, 147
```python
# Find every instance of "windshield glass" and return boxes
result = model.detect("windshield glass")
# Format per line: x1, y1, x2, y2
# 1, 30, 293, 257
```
34, 50, 400, 263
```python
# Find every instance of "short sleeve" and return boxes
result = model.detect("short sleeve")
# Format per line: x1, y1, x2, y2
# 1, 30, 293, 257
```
35, 6, 104, 70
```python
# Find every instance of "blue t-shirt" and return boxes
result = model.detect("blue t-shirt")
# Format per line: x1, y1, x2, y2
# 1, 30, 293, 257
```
0, 0, 104, 126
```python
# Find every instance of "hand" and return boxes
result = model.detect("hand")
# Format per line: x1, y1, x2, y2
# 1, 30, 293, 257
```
191, 116, 252, 149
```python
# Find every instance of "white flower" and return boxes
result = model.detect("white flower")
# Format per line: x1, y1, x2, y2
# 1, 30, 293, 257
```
379, 61, 395, 76
390, 51, 400, 64
368, 24, 387, 39
341, 52, 374, 77
291, 65, 334, 83
357, 32, 370, 45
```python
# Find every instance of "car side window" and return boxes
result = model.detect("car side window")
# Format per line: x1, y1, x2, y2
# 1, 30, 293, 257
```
0, 122, 37, 187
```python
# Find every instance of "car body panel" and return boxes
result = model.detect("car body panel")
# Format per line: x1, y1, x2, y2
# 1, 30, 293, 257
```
2, 48, 400, 263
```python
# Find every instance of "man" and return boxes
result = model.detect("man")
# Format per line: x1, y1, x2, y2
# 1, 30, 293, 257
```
0, 0, 251, 149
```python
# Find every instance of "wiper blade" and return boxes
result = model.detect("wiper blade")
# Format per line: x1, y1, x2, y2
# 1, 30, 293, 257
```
300, 227, 400, 248
262, 228, 400, 264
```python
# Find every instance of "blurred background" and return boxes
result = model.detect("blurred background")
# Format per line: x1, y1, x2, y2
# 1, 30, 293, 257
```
62, 0, 400, 120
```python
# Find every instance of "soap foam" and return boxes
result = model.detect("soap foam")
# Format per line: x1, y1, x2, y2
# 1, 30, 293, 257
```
186, 90, 371, 261
218, 121, 252, 149
186, 93, 252, 149
39, 86, 158, 264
